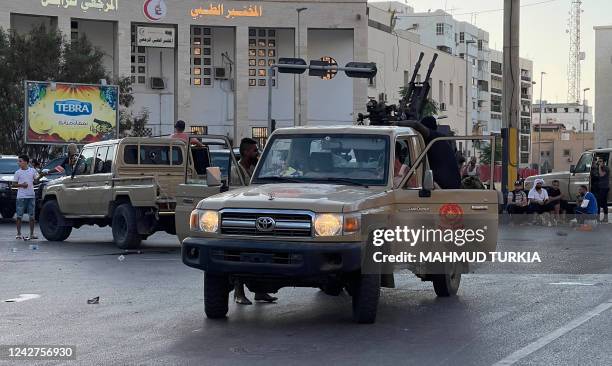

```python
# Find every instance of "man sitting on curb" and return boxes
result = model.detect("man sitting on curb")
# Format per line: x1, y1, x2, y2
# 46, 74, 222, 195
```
507, 180, 528, 224
528, 178, 549, 224
575, 185, 598, 228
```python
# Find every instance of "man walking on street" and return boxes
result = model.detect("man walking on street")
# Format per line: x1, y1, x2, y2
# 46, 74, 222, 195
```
12, 155, 38, 240
231, 138, 277, 305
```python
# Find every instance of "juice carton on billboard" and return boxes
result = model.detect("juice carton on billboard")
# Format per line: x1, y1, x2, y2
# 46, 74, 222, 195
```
25, 81, 119, 144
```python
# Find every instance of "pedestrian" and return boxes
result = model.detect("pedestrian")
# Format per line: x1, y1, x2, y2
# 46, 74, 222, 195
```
170, 120, 204, 147
507, 180, 528, 223
231, 138, 277, 305
546, 179, 564, 224
527, 178, 549, 224
53, 143, 79, 176
575, 185, 598, 225
461, 156, 480, 179
591, 157, 609, 222
12, 155, 38, 240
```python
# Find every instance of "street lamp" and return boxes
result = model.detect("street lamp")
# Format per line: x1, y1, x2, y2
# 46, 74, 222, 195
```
582, 87, 590, 151
464, 39, 476, 156
296, 7, 307, 126
537, 71, 546, 173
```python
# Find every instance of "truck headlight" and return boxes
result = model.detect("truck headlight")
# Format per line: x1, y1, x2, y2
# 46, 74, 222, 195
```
314, 213, 361, 237
190, 210, 219, 233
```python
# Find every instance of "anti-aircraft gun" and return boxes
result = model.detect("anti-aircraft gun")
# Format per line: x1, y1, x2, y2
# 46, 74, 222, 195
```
357, 52, 438, 126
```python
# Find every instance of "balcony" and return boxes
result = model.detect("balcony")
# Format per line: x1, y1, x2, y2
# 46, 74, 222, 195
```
491, 106, 502, 113
521, 93, 531, 100
491, 87, 502, 95
521, 111, 531, 117
521, 75, 531, 82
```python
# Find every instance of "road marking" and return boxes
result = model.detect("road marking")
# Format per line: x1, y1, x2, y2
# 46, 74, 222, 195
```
3, 294, 41, 303
492, 298, 612, 366
549, 282, 596, 286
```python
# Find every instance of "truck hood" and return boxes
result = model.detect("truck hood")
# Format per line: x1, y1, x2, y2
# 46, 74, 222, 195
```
524, 171, 570, 184
198, 183, 388, 212
1, 175, 14, 182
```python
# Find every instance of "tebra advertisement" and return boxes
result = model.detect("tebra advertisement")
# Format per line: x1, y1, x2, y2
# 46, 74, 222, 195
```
25, 81, 119, 145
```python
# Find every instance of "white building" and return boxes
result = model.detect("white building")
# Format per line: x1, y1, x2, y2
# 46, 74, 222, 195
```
594, 25, 612, 148
489, 49, 533, 167
1, 0, 369, 145
368, 2, 469, 152
532, 101, 593, 133
390, 7, 491, 137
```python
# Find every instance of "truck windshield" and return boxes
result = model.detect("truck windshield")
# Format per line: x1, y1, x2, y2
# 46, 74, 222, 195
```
253, 134, 390, 186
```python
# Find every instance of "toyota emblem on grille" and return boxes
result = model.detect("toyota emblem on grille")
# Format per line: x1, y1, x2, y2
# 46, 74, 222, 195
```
255, 217, 276, 232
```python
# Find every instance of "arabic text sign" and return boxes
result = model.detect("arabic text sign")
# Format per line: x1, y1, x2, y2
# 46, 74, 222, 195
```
190, 3, 263, 19
25, 82, 119, 145
41, 0, 118, 12
137, 27, 175, 48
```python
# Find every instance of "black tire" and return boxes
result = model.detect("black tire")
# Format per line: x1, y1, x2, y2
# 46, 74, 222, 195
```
204, 273, 230, 319
432, 263, 462, 297
39, 200, 72, 242
112, 203, 141, 249
351, 272, 380, 324
0, 206, 15, 219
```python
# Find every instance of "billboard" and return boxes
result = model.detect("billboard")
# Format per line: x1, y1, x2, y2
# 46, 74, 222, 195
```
25, 81, 119, 145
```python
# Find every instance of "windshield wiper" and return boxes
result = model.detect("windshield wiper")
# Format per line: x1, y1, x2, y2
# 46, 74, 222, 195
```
315, 178, 369, 188
254, 176, 303, 184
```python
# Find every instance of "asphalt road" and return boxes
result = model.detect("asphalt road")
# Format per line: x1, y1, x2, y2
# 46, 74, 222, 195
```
1, 220, 611, 366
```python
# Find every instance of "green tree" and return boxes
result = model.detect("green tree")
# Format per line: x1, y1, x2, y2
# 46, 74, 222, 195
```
399, 86, 439, 117
479, 142, 503, 165
0, 25, 148, 161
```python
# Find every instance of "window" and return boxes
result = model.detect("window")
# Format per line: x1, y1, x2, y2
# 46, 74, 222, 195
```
563, 149, 571, 157
75, 147, 96, 176
249, 28, 277, 88
438, 80, 444, 104
449, 83, 454, 106
252, 127, 269, 147
477, 39, 483, 51
123, 145, 183, 165
393, 137, 420, 189
190, 125, 208, 135
93, 146, 112, 174
459, 86, 464, 108
459, 32, 464, 43
191, 26, 213, 87
436, 23, 444, 35
574, 153, 593, 173
131, 26, 146, 85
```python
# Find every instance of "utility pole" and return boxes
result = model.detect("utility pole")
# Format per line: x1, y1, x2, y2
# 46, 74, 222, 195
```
502, 0, 520, 194
582, 87, 590, 151
537, 72, 545, 172
464, 39, 476, 156
296, 7, 307, 126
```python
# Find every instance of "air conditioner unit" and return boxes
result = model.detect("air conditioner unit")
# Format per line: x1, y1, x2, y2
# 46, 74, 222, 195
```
214, 67, 228, 80
440, 102, 447, 111
150, 77, 166, 90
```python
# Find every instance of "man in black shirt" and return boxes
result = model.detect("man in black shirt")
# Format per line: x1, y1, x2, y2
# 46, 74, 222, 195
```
402, 116, 461, 189
546, 179, 564, 223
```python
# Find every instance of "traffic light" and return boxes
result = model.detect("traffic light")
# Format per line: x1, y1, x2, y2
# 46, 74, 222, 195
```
344, 62, 377, 79
277, 58, 307, 74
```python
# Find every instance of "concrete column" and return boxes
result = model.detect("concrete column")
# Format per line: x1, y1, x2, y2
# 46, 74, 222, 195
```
115, 20, 131, 80
55, 15, 71, 41
176, 22, 191, 124
352, 18, 368, 123
234, 26, 250, 145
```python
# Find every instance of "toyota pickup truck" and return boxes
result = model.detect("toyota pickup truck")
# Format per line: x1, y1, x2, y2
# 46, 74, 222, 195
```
182, 125, 499, 323
525, 148, 612, 207
39, 136, 246, 249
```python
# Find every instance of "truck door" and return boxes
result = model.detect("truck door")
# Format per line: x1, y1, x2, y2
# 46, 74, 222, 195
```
175, 136, 246, 243
391, 135, 499, 266
86, 145, 115, 215
569, 152, 593, 200
61, 146, 96, 215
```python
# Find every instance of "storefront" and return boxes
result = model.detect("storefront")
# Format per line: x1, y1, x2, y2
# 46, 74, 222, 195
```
1, 0, 368, 143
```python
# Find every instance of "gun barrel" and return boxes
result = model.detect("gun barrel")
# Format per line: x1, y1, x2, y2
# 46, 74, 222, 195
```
424, 53, 438, 81
409, 52, 425, 85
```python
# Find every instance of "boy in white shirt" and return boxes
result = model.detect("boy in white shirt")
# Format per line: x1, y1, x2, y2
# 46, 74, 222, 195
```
12, 155, 39, 240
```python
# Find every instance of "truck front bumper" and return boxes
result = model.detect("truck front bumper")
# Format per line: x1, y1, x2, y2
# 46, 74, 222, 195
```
182, 237, 362, 277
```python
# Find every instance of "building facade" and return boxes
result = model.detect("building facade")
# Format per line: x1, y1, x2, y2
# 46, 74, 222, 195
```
531, 123, 594, 173
368, 2, 469, 152
489, 49, 533, 168
532, 101, 593, 133
594, 25, 612, 148
1, 0, 369, 144
391, 7, 491, 138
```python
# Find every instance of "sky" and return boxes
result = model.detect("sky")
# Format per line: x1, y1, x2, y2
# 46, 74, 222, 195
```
371, 0, 611, 105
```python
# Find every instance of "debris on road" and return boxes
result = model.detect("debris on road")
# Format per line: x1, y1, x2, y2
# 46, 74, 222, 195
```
29, 244, 39, 250
87, 296, 100, 304
4, 294, 41, 303
118, 255, 125, 261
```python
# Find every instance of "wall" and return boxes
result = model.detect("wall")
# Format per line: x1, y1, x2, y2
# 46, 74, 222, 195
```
74, 19, 115, 75
531, 129, 594, 172
594, 26, 612, 148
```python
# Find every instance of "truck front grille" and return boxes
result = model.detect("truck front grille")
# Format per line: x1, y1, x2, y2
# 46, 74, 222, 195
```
220, 209, 313, 237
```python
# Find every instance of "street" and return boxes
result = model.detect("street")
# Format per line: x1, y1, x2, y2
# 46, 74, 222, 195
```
1, 220, 611, 366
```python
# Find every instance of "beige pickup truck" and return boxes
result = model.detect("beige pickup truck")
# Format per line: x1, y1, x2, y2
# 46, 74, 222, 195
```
182, 125, 499, 323
525, 148, 612, 206
39, 136, 245, 249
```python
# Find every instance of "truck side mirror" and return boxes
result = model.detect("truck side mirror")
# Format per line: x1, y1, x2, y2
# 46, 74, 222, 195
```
569, 165, 575, 174
419, 169, 434, 197
206, 167, 222, 187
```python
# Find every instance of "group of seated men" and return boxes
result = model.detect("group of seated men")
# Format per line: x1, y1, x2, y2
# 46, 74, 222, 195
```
507, 178, 598, 224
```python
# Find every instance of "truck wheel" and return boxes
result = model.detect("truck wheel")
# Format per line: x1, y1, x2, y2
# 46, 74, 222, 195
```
112, 203, 141, 249
432, 263, 461, 297
351, 272, 380, 324
0, 206, 15, 219
204, 273, 230, 319
39, 200, 72, 242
